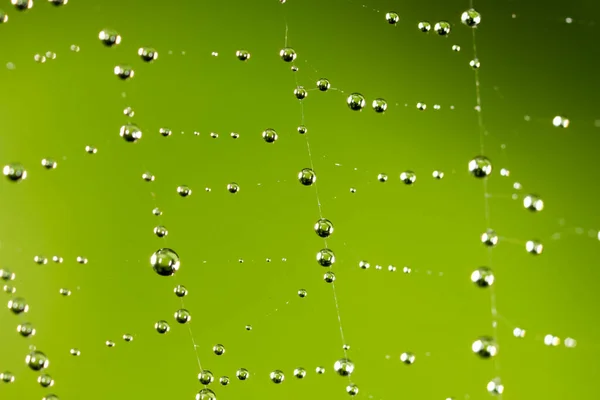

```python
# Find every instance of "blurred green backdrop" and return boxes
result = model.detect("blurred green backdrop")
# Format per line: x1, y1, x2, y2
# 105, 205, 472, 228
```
1, 0, 599, 399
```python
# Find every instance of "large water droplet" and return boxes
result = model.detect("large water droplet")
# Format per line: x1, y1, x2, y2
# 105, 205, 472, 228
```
471, 267, 494, 287
270, 370, 285, 384
468, 156, 492, 178
334, 358, 354, 376
3, 163, 27, 182
99, 29, 121, 47
150, 248, 180, 277
25, 350, 49, 371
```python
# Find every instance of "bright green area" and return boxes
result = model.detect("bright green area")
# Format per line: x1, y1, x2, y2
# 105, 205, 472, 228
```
0, 1, 598, 399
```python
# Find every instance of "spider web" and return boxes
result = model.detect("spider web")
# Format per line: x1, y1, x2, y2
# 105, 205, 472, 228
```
0, 0, 598, 399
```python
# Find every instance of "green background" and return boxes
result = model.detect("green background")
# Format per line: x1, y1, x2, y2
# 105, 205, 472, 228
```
0, 0, 598, 399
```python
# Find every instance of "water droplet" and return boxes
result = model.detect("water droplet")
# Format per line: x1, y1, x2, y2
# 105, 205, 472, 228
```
219, 376, 229, 385
230, 132, 239, 139
372, 98, 388, 113
317, 249, 335, 267
142, 172, 155, 182
236, 368, 250, 381
245, 324, 252, 331
377, 173, 388, 182
468, 156, 492, 178
544, 334, 560, 346
343, 344, 351, 350
279, 47, 296, 62
270, 370, 285, 384
70, 348, 80, 356
513, 328, 526, 338
8, 297, 28, 314
155, 320, 170, 334
324, 271, 336, 283
138, 47, 158, 62
213, 344, 225, 355
227, 183, 240, 193
469, 59, 481, 69
472, 337, 498, 358
3, 163, 27, 182
417, 102, 426, 110
159, 128, 172, 137
434, 21, 451, 35
262, 128, 278, 143
17, 322, 35, 337
334, 358, 354, 376
298, 168, 316, 186
432, 170, 444, 179
85, 145, 97, 154
297, 125, 307, 134
59, 288, 71, 296
293, 368, 306, 378
34, 255, 48, 264
347, 384, 359, 396
43, 395, 59, 400
26, 350, 49, 371
177, 185, 192, 197
525, 240, 543, 255
76, 256, 88, 264
523, 194, 544, 212
400, 171, 416, 185
123, 107, 134, 117
461, 9, 481, 27
119, 123, 142, 142
152, 207, 162, 216
317, 78, 330, 91
3, 285, 15, 294
114, 65, 134, 80
174, 285, 187, 297
385, 12, 399, 24
452, 45, 461, 51
210, 132, 218, 138
471, 267, 494, 287
487, 378, 504, 395
564, 337, 577, 348
0, 10, 7, 23
0, 371, 14, 383
198, 370, 214, 385
70, 44, 80, 52
153, 225, 168, 238
122, 334, 133, 342
37, 373, 54, 387
12, 0, 33, 10
316, 366, 325, 374
41, 158, 57, 169
99, 29, 121, 47
0, 268, 15, 281
294, 86, 307, 100
481, 229, 498, 247
552, 116, 570, 128
150, 248, 180, 277
297, 289, 307, 298
347, 93, 366, 111
195, 388, 216, 400
174, 309, 191, 324
236, 50, 250, 61
400, 352, 415, 364
314, 218, 334, 238
104, 340, 115, 348
418, 21, 431, 32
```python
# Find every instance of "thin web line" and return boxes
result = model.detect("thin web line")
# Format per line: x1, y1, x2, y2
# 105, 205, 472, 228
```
469, 0, 503, 393
147, 189, 206, 385
283, 8, 350, 373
